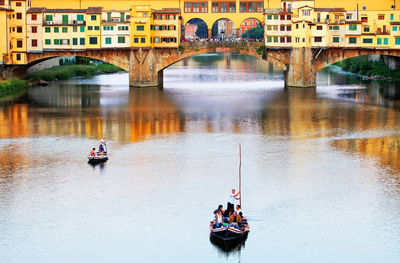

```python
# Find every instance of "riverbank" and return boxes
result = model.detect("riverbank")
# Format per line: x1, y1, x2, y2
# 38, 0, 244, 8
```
27, 64, 124, 82
0, 78, 28, 99
334, 57, 400, 80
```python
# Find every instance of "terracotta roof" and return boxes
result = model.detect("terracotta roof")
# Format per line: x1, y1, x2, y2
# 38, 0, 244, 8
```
27, 7, 46, 13
315, 8, 346, 12
86, 7, 103, 14
44, 9, 87, 13
153, 8, 181, 14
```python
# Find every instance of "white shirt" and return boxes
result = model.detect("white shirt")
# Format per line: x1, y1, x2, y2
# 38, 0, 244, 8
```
229, 194, 237, 205
216, 214, 223, 223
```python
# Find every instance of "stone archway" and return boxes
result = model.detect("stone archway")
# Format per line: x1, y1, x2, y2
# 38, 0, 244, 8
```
185, 18, 209, 40
211, 18, 236, 40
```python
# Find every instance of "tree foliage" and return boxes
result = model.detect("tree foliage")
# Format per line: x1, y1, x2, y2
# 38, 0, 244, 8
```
195, 21, 208, 38
242, 26, 264, 39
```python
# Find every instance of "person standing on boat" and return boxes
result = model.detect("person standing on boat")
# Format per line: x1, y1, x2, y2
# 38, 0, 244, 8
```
99, 144, 105, 156
227, 189, 240, 216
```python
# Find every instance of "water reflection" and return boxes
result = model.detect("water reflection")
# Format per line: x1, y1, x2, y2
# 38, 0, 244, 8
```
1, 54, 400, 262
209, 234, 248, 253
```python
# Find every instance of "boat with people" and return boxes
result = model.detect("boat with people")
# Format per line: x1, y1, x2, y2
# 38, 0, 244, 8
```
209, 143, 250, 244
209, 212, 249, 242
87, 137, 108, 164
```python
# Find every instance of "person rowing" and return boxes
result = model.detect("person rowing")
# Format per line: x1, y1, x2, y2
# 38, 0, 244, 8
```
88, 148, 96, 158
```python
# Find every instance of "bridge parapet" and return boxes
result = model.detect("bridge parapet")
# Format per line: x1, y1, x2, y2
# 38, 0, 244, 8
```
180, 41, 263, 51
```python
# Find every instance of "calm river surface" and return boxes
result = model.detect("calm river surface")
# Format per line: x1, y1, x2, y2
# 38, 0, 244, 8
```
1, 54, 400, 263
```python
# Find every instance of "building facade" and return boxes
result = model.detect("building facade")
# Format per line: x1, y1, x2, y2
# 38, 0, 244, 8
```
265, 0, 400, 50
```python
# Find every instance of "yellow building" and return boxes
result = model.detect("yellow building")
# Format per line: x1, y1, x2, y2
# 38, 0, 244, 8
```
85, 7, 102, 49
101, 10, 130, 48
42, 9, 87, 50
9, 0, 30, 64
264, 8, 292, 47
130, 6, 182, 48
27, 8, 45, 53
130, 5, 152, 48
152, 8, 182, 48
0, 3, 13, 65
265, 0, 400, 49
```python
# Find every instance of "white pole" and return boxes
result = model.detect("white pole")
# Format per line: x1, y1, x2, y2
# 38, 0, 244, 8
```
239, 143, 242, 208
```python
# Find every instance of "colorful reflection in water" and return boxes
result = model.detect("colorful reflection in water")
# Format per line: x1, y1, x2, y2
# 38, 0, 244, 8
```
0, 54, 400, 263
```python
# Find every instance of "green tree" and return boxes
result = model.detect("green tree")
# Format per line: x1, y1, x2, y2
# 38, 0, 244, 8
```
195, 21, 208, 38
242, 26, 264, 39
212, 22, 218, 38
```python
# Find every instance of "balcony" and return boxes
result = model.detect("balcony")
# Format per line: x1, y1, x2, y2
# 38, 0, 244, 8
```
43, 20, 86, 26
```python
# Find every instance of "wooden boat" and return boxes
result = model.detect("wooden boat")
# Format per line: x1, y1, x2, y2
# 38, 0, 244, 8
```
209, 143, 250, 243
87, 152, 108, 164
209, 220, 249, 242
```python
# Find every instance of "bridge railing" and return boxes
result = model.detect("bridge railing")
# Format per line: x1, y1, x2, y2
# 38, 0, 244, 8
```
180, 41, 263, 50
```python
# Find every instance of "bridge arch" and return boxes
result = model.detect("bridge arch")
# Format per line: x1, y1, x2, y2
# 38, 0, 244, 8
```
211, 18, 237, 39
314, 48, 400, 73
185, 18, 209, 39
158, 42, 266, 72
26, 50, 131, 72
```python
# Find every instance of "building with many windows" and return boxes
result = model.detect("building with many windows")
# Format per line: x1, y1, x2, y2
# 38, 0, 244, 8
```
85, 7, 102, 49
41, 9, 87, 50
152, 8, 182, 48
130, 6, 182, 48
265, 0, 400, 50
8, 0, 31, 64
26, 7, 45, 52
101, 10, 130, 48
264, 8, 292, 47
0, 2, 13, 65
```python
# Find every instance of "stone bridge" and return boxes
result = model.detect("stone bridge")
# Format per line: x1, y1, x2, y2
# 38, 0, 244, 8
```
22, 42, 264, 88
6, 43, 400, 88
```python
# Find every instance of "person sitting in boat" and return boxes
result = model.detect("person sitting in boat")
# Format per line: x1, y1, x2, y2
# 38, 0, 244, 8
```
239, 212, 246, 226
236, 204, 242, 215
99, 144, 105, 156
88, 148, 96, 157
217, 205, 225, 215
229, 211, 242, 229
214, 210, 224, 228
227, 189, 240, 215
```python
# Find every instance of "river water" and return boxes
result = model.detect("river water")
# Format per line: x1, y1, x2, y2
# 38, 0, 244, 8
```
0, 54, 400, 263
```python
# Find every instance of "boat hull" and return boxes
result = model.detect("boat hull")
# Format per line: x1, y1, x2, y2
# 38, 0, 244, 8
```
210, 227, 248, 241
87, 156, 108, 164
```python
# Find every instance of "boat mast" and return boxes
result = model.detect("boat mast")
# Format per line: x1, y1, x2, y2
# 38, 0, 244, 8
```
239, 143, 242, 208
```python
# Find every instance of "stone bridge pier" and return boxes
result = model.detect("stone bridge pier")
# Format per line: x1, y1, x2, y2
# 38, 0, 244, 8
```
284, 48, 317, 88
129, 48, 165, 88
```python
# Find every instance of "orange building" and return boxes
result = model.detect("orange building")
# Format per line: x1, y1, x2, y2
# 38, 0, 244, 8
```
185, 23, 197, 39
240, 18, 260, 35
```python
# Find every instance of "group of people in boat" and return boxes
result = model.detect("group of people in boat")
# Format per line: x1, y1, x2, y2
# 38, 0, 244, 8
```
213, 189, 247, 230
88, 137, 107, 158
